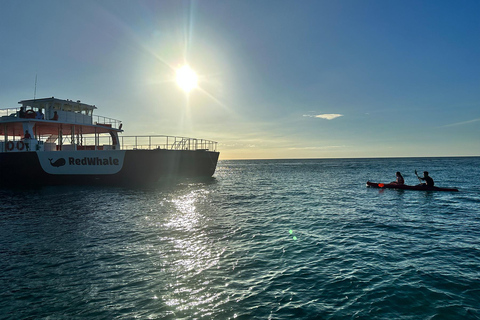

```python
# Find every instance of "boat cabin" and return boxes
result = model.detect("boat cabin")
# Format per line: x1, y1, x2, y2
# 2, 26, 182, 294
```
0, 97, 122, 152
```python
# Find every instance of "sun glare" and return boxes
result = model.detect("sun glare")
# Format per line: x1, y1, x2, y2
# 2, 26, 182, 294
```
176, 65, 198, 93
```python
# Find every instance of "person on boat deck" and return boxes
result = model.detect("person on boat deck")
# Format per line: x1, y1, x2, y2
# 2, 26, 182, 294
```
23, 130, 32, 139
391, 171, 404, 185
19, 107, 26, 118
418, 171, 434, 187
35, 110, 44, 119
51, 111, 58, 121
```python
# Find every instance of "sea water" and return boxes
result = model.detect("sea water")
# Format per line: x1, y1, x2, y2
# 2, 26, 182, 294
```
0, 157, 479, 319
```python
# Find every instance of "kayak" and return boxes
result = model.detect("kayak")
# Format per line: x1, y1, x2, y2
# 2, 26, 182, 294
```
366, 181, 459, 192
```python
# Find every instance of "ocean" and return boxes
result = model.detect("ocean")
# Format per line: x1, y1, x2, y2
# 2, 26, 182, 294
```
1, 157, 479, 319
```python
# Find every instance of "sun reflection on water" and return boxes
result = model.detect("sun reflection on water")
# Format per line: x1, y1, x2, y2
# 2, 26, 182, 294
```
157, 189, 226, 316
164, 191, 201, 231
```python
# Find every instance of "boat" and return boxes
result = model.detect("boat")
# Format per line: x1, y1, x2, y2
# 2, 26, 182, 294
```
0, 97, 219, 186
366, 181, 459, 192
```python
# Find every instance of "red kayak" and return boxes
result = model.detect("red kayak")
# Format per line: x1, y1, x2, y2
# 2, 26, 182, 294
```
366, 181, 459, 192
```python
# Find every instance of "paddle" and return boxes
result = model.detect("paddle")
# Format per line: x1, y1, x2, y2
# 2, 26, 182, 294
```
415, 170, 422, 183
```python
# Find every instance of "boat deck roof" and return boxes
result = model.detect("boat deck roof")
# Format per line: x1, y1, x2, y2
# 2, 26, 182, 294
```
19, 97, 97, 112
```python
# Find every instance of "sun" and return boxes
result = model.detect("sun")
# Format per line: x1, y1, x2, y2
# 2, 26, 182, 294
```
176, 65, 198, 93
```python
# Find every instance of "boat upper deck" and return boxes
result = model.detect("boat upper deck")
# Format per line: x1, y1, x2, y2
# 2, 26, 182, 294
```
0, 97, 122, 136
0, 97, 218, 153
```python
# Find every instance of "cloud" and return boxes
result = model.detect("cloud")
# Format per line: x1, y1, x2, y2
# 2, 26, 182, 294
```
304, 114, 343, 120
442, 117, 480, 127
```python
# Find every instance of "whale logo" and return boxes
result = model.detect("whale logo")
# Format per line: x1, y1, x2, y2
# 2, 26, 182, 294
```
49, 158, 66, 167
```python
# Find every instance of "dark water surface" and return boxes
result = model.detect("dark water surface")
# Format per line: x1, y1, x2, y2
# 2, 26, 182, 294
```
1, 157, 479, 319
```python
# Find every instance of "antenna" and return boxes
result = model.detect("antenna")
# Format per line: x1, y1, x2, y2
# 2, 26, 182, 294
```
34, 74, 37, 100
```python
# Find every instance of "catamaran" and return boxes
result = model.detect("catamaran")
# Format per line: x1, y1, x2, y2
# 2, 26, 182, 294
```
0, 97, 219, 186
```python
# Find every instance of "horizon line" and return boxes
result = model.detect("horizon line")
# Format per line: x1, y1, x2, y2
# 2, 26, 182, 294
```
218, 155, 480, 161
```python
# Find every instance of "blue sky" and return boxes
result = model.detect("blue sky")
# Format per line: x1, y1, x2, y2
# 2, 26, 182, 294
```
1, 0, 479, 159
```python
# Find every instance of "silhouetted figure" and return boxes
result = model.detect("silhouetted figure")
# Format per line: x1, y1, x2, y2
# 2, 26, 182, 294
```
51, 111, 59, 121
391, 171, 404, 185
417, 171, 434, 187
36, 110, 44, 119
19, 107, 26, 118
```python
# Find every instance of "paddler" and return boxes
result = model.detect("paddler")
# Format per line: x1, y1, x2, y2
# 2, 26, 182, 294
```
416, 171, 434, 187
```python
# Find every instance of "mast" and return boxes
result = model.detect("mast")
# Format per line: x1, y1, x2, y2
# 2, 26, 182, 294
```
34, 74, 37, 100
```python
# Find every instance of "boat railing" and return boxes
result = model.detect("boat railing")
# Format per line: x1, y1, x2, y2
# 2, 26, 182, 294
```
0, 108, 20, 118
79, 135, 217, 152
120, 135, 218, 151
0, 107, 121, 129
93, 115, 122, 129
0, 131, 217, 152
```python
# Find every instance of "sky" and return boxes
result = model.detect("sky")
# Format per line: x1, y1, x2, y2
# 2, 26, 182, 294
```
0, 0, 479, 159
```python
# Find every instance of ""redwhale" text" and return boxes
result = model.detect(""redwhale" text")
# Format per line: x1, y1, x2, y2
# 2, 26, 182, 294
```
68, 157, 120, 166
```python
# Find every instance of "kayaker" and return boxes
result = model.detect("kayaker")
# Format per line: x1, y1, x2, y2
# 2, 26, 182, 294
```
390, 171, 405, 185
417, 171, 434, 187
